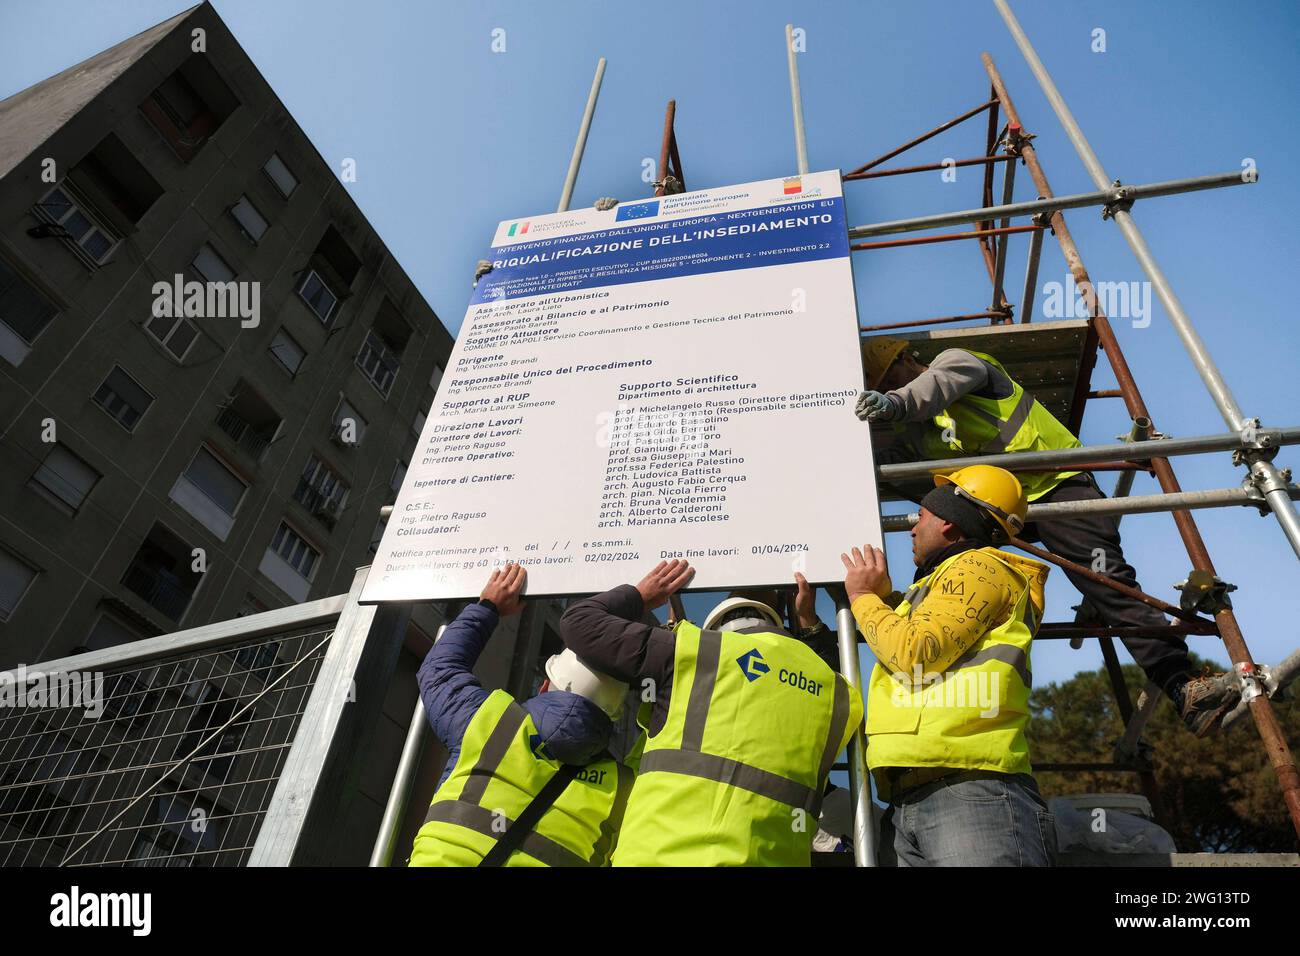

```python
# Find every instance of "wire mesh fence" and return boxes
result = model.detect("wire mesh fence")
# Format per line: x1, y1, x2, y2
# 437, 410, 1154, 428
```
0, 625, 334, 867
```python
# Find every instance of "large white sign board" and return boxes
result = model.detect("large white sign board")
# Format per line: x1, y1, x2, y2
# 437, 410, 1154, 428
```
362, 170, 882, 602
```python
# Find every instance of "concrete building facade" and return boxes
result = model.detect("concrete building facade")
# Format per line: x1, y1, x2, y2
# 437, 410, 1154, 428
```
0, 4, 455, 668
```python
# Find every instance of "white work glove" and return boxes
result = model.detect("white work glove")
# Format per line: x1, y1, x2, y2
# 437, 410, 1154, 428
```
855, 389, 894, 422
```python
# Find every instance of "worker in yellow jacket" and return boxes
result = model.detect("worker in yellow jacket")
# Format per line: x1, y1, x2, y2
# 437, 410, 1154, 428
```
855, 336, 1238, 736
843, 464, 1057, 866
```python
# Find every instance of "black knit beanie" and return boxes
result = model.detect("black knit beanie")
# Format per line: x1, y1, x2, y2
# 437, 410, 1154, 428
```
919, 484, 998, 544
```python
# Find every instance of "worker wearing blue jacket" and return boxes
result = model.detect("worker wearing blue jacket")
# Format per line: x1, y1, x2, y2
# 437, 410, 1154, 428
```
409, 562, 634, 866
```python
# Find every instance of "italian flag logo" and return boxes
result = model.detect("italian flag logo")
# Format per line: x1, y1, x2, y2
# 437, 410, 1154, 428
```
507, 220, 530, 236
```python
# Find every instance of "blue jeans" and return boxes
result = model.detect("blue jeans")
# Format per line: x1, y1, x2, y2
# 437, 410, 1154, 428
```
879, 772, 1057, 867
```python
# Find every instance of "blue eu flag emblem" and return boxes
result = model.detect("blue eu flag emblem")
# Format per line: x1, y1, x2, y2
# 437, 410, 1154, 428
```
615, 200, 660, 222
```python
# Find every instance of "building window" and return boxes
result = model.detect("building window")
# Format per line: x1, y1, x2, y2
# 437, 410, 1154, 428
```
32, 183, 121, 267
0, 255, 58, 363
262, 153, 298, 198
268, 328, 305, 377
293, 455, 349, 528
411, 409, 426, 436
176, 686, 248, 784
390, 459, 408, 493
297, 269, 338, 325
331, 397, 367, 448
144, 312, 199, 361
30, 445, 100, 513
92, 365, 154, 432
356, 329, 402, 397
430, 363, 443, 392
170, 446, 247, 541
139, 56, 239, 163
236, 594, 269, 618
0, 548, 39, 621
269, 522, 320, 580
190, 243, 235, 283
121, 523, 201, 621
84, 612, 145, 651
229, 195, 268, 243
214, 383, 281, 462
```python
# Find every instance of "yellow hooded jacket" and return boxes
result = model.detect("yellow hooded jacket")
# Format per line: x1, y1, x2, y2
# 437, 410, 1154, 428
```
852, 547, 1049, 789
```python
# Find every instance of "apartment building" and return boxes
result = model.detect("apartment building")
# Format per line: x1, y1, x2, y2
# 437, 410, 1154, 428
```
0, 4, 456, 667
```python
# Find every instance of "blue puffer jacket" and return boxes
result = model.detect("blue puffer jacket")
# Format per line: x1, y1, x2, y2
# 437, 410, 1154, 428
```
417, 600, 613, 789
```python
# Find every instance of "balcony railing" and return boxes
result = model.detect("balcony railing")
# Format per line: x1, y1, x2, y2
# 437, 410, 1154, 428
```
216, 407, 274, 460
122, 563, 194, 621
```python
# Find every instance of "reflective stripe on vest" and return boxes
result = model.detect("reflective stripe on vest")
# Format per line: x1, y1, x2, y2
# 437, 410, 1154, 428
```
413, 691, 632, 867
864, 548, 1038, 779
637, 627, 851, 816
612, 623, 862, 866
905, 350, 1082, 500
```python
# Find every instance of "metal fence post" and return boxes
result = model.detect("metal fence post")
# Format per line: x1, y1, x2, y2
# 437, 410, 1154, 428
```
249, 567, 410, 866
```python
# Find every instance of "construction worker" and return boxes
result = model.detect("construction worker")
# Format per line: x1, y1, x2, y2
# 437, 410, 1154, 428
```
855, 337, 1238, 736
559, 561, 863, 866
409, 562, 633, 866
847, 464, 1056, 866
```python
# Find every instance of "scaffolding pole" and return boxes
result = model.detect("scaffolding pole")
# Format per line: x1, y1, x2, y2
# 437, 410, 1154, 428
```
786, 23, 809, 175
557, 58, 606, 213
981, 37, 1300, 838
993, 0, 1300, 564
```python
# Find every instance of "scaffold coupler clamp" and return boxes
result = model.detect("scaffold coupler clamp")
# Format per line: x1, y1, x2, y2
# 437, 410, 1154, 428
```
653, 175, 684, 195
1174, 568, 1237, 616
1234, 661, 1272, 705
1232, 417, 1280, 467
1102, 179, 1135, 220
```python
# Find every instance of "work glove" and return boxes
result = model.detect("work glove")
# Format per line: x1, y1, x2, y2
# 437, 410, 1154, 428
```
855, 389, 894, 422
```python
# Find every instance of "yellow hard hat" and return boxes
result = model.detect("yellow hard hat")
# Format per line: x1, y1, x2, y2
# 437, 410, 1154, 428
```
862, 336, 910, 390
934, 465, 1028, 540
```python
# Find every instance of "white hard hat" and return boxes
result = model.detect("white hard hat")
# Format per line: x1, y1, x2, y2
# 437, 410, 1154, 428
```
702, 597, 784, 632
544, 649, 627, 719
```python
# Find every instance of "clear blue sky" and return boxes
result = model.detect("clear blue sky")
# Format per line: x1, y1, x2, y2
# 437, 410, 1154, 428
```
2, 0, 1298, 689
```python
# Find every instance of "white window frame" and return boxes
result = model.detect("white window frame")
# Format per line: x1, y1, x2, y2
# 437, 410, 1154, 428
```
269, 522, 321, 581
32, 182, 122, 267
181, 446, 248, 518
0, 547, 39, 621
356, 329, 401, 397
144, 312, 199, 362
92, 365, 154, 432
295, 454, 349, 517
262, 153, 298, 199
297, 269, 339, 325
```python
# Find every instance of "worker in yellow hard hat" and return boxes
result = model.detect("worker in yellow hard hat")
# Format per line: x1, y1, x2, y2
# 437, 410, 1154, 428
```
842, 464, 1056, 866
855, 336, 1238, 737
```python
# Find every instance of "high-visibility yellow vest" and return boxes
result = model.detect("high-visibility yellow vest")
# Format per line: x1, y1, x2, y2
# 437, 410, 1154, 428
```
410, 690, 632, 867
612, 622, 863, 867
901, 350, 1081, 501
865, 548, 1039, 785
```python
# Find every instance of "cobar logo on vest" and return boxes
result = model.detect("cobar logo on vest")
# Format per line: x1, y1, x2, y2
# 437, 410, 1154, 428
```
529, 733, 554, 760
736, 648, 770, 682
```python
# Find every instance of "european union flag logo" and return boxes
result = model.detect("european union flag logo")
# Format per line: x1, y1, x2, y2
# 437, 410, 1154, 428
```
615, 200, 659, 222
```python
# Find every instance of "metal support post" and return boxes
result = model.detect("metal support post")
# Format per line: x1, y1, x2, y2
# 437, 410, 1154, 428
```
557, 58, 606, 213
833, 588, 875, 867
786, 24, 809, 174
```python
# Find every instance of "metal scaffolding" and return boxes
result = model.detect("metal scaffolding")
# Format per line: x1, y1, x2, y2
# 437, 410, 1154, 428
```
774, 4, 1300, 860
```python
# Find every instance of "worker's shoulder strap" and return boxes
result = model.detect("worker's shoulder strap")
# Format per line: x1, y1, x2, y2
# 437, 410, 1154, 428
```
478, 759, 585, 868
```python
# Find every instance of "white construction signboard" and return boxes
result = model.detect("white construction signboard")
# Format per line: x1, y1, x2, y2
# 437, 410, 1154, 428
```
362, 170, 882, 602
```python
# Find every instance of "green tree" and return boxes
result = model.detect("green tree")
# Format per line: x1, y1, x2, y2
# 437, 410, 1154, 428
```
1027, 654, 1300, 853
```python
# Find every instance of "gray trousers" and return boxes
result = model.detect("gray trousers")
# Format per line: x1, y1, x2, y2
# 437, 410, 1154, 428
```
1026, 475, 1192, 691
